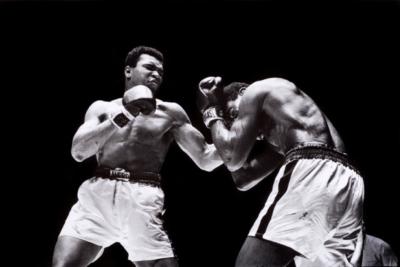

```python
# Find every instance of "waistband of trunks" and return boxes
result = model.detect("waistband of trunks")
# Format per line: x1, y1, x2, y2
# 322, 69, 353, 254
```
95, 166, 161, 187
285, 144, 360, 175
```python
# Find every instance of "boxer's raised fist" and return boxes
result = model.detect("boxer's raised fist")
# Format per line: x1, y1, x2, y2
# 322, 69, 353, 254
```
197, 76, 223, 113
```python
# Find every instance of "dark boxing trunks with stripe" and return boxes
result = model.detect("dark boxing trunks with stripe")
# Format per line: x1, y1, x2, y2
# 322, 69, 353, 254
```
95, 166, 161, 187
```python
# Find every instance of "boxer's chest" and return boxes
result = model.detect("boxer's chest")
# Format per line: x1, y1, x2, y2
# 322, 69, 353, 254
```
123, 110, 172, 142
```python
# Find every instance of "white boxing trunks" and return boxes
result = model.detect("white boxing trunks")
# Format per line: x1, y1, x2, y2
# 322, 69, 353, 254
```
59, 168, 175, 262
248, 145, 364, 267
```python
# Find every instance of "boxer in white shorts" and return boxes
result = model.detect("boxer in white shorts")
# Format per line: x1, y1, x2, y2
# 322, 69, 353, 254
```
250, 145, 364, 267
53, 46, 223, 267
60, 170, 173, 262
197, 77, 364, 266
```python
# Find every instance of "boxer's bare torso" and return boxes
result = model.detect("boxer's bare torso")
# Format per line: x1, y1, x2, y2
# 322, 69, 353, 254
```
97, 99, 176, 173
211, 77, 345, 190
75, 97, 222, 174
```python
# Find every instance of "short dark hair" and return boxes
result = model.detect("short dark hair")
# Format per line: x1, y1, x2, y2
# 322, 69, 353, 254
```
222, 82, 249, 102
125, 46, 164, 67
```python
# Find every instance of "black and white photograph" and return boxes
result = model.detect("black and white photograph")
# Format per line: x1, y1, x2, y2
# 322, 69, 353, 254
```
3, 0, 399, 266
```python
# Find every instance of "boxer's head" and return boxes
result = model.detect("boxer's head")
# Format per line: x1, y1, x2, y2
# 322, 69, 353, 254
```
222, 82, 249, 122
124, 46, 164, 93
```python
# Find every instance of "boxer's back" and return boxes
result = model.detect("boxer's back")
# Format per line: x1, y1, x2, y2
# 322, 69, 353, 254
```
255, 78, 345, 154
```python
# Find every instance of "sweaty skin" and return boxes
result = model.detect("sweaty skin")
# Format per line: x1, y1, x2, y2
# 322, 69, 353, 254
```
209, 77, 345, 189
71, 54, 222, 174
73, 98, 221, 173
55, 52, 222, 267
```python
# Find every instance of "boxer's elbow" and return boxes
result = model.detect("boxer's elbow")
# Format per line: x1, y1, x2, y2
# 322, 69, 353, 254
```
198, 162, 217, 172
72, 154, 85, 162
224, 155, 245, 172
71, 144, 86, 162
226, 162, 242, 172
71, 150, 83, 162
231, 172, 252, 191
232, 172, 264, 191
235, 179, 261, 191
190, 157, 217, 172
71, 138, 94, 162
196, 145, 223, 172
235, 183, 253, 191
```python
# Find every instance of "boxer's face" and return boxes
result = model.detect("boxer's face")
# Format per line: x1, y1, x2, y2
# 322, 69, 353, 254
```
125, 54, 164, 93
225, 97, 241, 121
224, 86, 246, 121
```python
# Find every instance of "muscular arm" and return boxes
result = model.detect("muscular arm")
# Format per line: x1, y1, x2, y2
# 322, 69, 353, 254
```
209, 81, 269, 171
168, 103, 223, 171
231, 142, 283, 191
71, 101, 118, 162
209, 78, 296, 171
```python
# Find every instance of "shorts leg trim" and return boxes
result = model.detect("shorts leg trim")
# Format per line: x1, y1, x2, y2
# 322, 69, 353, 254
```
255, 160, 297, 237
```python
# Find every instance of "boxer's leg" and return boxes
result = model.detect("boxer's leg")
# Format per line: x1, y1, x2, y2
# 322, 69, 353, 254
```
235, 236, 298, 267
52, 236, 103, 267
134, 257, 179, 267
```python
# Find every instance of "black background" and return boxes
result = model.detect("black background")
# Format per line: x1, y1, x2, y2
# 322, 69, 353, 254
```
2, 1, 399, 266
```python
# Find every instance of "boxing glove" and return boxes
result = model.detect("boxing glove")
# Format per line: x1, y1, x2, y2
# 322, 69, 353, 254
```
123, 85, 156, 116
110, 85, 156, 128
197, 76, 224, 113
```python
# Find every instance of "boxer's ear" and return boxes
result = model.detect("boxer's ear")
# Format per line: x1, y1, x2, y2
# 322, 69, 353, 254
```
239, 86, 247, 96
125, 66, 132, 80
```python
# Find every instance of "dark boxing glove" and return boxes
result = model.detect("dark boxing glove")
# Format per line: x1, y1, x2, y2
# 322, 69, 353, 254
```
197, 76, 224, 113
197, 76, 225, 128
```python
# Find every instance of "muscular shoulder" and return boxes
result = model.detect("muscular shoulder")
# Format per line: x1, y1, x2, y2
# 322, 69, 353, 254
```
252, 78, 301, 104
249, 77, 297, 95
84, 99, 119, 121
156, 99, 190, 126
240, 77, 297, 108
